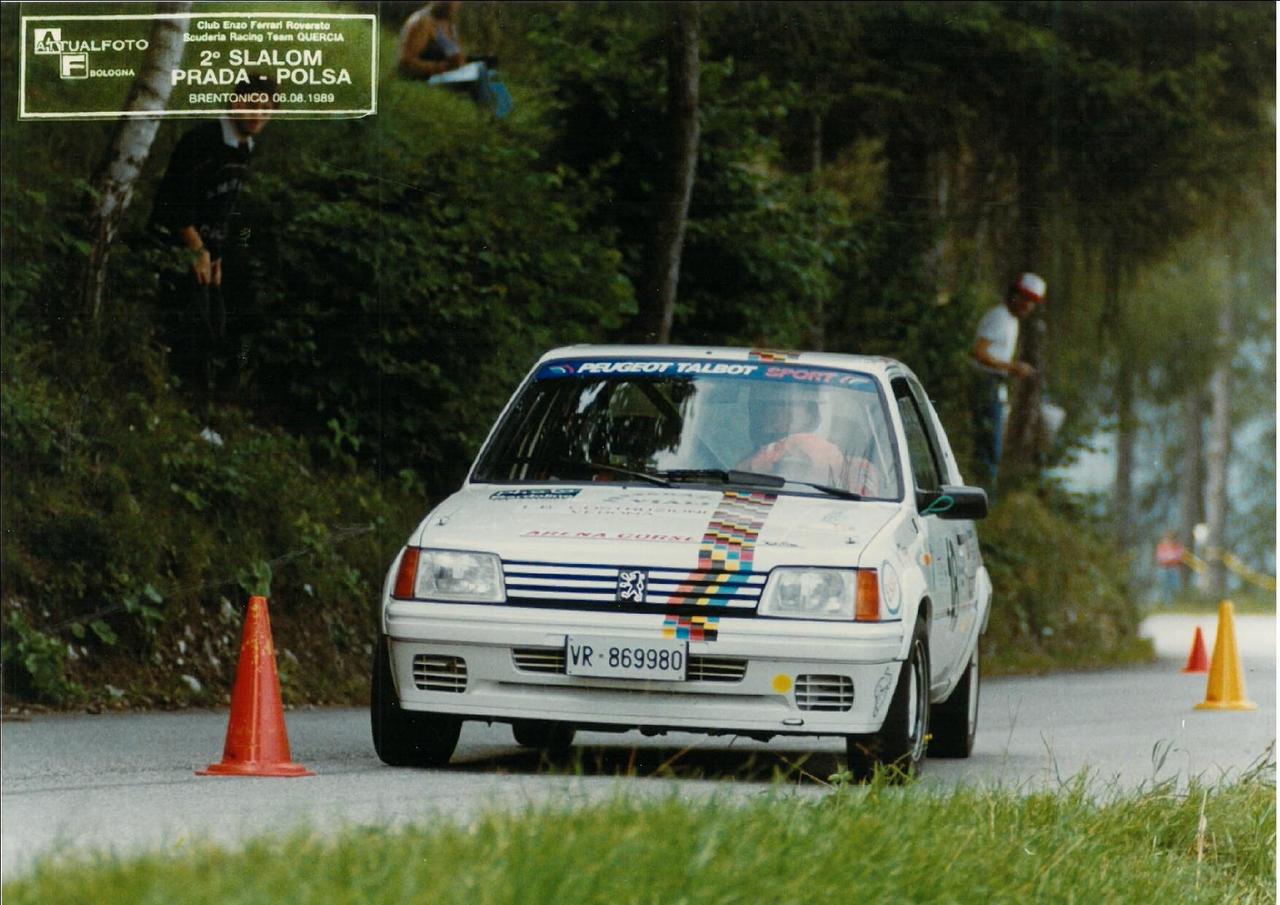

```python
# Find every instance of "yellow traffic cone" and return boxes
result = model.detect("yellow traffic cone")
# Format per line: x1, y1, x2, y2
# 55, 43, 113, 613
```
1194, 600, 1257, 712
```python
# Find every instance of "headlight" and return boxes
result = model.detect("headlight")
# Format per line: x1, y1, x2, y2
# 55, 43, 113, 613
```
393, 548, 505, 602
759, 568, 857, 620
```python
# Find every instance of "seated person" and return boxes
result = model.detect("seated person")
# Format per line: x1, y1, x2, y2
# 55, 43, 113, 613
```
828, 413, 891, 498
397, 1, 513, 117
736, 384, 846, 486
398, 2, 466, 79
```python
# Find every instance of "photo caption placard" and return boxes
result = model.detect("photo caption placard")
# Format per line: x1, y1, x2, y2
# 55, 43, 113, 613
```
20, 9, 377, 119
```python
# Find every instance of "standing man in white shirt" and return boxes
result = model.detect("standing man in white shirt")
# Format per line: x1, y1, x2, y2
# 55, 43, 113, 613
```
970, 272, 1046, 497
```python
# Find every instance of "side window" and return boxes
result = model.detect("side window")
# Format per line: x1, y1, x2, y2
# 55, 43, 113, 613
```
908, 377, 960, 485
893, 380, 943, 492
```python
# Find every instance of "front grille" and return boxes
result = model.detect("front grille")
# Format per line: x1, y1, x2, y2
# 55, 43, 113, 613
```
795, 674, 854, 711
512, 647, 746, 683
413, 654, 467, 692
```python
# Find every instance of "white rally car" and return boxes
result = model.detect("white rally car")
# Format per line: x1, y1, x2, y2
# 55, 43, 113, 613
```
372, 346, 991, 779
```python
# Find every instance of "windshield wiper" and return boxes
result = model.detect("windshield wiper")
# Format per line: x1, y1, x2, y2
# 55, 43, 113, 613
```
659, 470, 861, 499
781, 480, 864, 501
554, 458, 670, 486
658, 469, 785, 488
495, 455, 671, 486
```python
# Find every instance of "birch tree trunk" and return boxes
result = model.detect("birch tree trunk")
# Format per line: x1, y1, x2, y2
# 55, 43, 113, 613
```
639, 1, 700, 344
83, 2, 192, 320
1204, 260, 1236, 600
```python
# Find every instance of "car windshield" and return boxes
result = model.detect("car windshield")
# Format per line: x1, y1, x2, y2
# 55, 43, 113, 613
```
472, 357, 903, 500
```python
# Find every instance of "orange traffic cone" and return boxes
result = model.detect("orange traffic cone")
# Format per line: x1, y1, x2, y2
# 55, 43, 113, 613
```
197, 596, 314, 776
1181, 626, 1210, 674
1194, 600, 1257, 712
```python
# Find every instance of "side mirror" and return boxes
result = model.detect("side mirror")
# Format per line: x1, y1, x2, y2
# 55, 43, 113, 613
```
916, 485, 988, 520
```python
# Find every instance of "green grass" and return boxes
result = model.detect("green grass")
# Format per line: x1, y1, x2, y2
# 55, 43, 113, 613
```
6, 770, 1275, 904
985, 635, 1156, 677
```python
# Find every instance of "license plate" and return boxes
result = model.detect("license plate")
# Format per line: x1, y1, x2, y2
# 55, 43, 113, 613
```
564, 635, 687, 681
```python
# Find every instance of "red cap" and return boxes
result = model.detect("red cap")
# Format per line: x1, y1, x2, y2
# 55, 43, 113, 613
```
1014, 272, 1046, 303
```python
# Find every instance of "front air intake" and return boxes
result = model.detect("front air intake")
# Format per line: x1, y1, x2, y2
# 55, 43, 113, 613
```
412, 654, 467, 692
686, 656, 747, 683
795, 674, 854, 711
512, 647, 566, 674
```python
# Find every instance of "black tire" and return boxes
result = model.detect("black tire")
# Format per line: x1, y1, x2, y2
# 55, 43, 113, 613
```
846, 619, 930, 783
511, 720, 576, 754
370, 635, 461, 767
927, 643, 979, 759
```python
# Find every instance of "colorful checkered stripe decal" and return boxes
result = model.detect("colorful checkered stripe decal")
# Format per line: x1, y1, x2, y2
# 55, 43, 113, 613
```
662, 490, 778, 642
748, 348, 801, 363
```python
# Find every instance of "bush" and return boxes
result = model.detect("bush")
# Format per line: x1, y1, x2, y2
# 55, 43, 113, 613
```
1, 330, 420, 707
979, 490, 1153, 674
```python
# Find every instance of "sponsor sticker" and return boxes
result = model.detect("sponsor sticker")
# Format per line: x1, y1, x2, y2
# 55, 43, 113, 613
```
20, 10, 376, 120
872, 667, 894, 717
490, 488, 581, 501
521, 530, 695, 543
880, 561, 902, 615
535, 358, 877, 391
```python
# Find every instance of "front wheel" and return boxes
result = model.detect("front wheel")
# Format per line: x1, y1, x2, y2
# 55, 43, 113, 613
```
370, 635, 461, 767
846, 619, 930, 783
927, 643, 979, 759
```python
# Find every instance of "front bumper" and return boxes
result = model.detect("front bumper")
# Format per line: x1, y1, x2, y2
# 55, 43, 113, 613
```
384, 601, 905, 736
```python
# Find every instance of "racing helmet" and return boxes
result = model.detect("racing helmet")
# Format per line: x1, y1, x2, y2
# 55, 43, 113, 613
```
747, 380, 817, 446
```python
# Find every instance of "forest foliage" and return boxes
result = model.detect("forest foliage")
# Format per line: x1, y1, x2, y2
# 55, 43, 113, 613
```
1, 1, 1273, 706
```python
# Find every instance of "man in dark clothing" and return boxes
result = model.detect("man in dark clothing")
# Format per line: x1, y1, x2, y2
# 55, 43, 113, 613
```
151, 75, 275, 407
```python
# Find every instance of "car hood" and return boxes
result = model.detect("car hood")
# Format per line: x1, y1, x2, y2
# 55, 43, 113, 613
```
414, 483, 898, 571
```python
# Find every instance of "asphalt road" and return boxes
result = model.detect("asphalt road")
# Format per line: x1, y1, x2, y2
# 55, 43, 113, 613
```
2, 614, 1274, 878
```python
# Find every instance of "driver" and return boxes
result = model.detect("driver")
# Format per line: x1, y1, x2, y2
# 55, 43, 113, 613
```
736, 381, 846, 484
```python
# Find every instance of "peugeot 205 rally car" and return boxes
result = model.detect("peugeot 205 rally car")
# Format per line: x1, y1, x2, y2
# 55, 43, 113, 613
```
372, 346, 991, 779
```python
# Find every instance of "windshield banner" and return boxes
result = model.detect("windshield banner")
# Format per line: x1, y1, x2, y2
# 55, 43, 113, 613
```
536, 358, 877, 388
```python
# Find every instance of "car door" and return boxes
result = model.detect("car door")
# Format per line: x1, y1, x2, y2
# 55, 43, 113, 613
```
909, 376, 982, 654
891, 377, 963, 685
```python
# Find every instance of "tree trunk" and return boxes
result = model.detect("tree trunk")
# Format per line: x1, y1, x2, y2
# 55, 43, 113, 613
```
808, 107, 823, 174
83, 3, 192, 320
639, 1, 700, 344
808, 107, 825, 351
999, 148, 1047, 484
1113, 352, 1137, 550
1091, 254, 1137, 550
1178, 389, 1205, 583
1204, 260, 1236, 600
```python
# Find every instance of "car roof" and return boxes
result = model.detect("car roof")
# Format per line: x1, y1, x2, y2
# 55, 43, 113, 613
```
536, 344, 914, 382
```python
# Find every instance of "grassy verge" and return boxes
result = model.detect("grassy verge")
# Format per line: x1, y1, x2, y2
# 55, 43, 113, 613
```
1158, 591, 1277, 617
984, 635, 1156, 677
6, 771, 1274, 904
980, 492, 1157, 676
